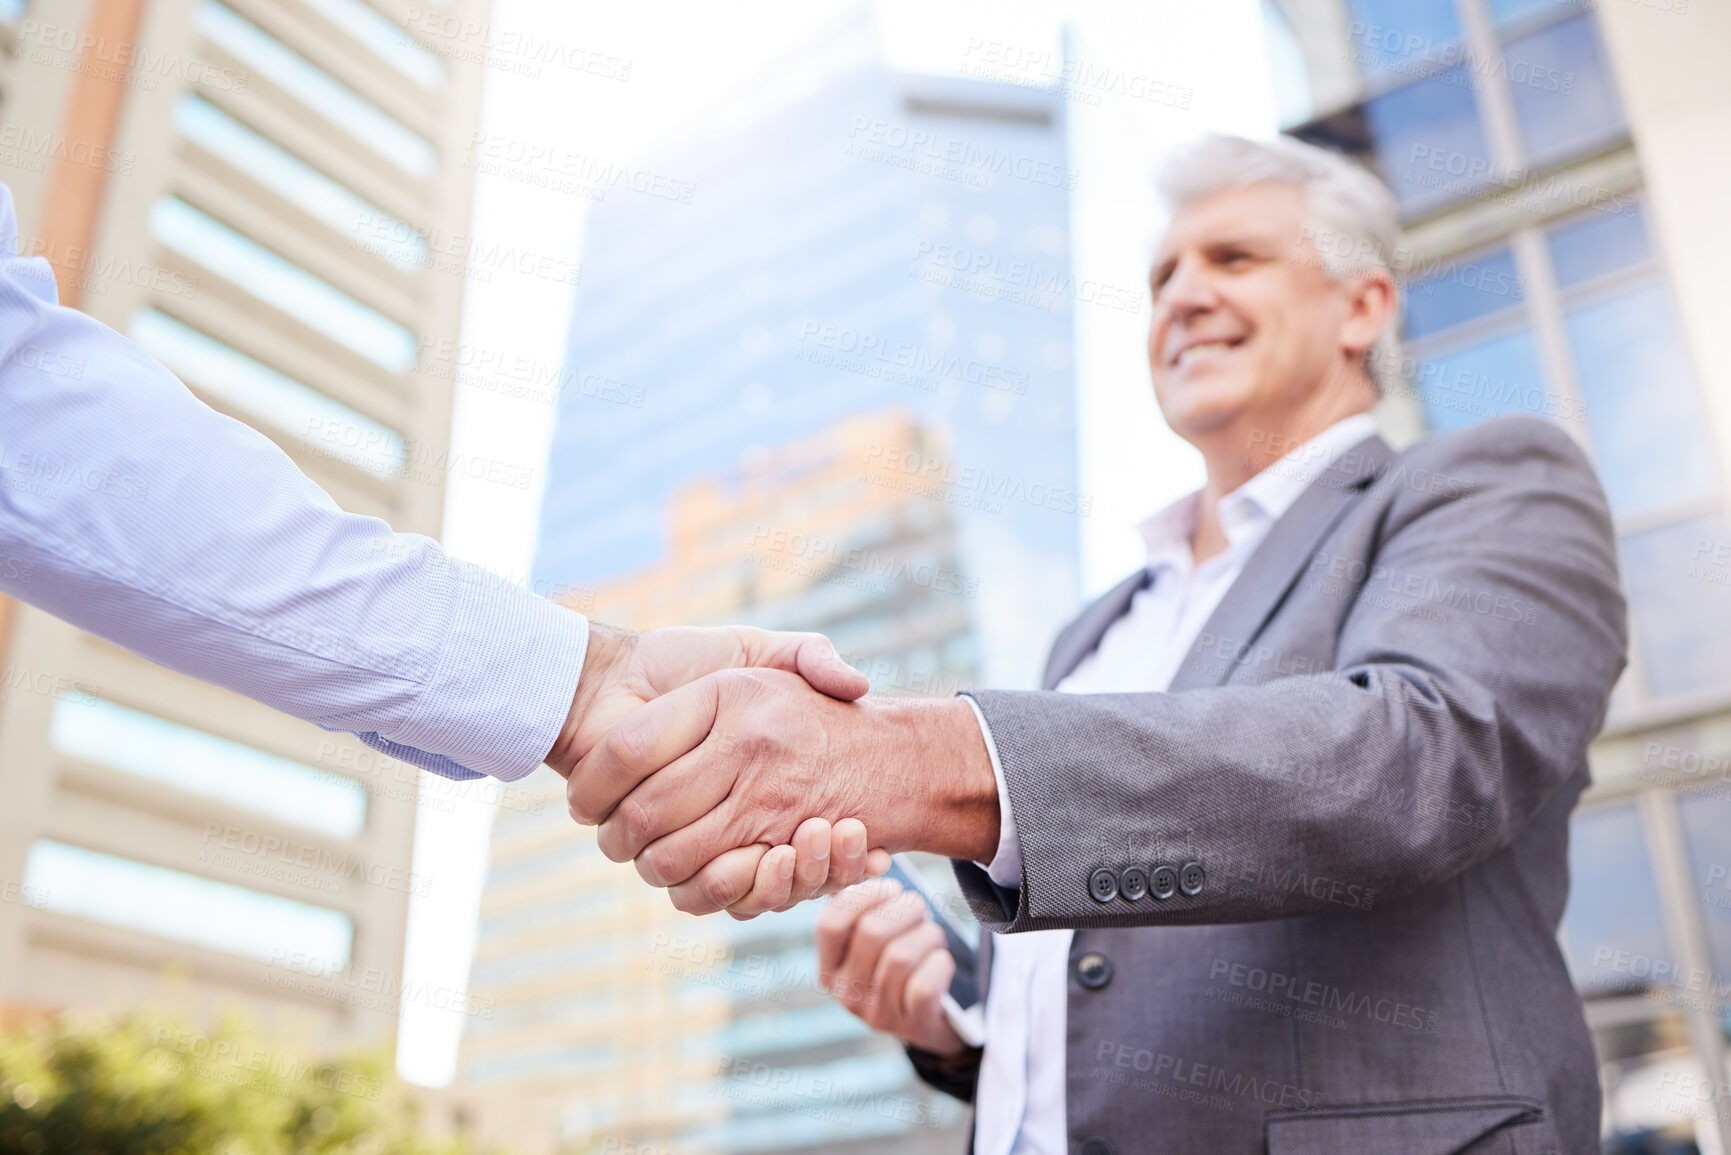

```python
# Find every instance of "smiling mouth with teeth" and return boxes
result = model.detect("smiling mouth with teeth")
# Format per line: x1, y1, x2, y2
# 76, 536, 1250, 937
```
1172, 338, 1243, 368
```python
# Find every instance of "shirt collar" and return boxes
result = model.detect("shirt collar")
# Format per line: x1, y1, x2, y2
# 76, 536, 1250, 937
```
1136, 412, 1379, 570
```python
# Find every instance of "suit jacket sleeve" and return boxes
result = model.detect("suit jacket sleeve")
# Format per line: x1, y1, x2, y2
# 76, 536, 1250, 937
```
957, 417, 1627, 932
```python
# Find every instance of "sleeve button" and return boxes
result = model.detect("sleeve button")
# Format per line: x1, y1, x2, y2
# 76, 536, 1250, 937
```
1150, 864, 1178, 900
1179, 861, 1205, 896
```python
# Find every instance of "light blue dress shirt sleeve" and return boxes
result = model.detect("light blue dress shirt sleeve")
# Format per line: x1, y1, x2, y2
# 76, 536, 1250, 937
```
0, 184, 587, 782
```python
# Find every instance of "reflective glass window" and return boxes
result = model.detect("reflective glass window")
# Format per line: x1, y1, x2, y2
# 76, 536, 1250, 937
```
51, 694, 367, 837
1561, 802, 1672, 997
1677, 791, 1731, 988
150, 197, 418, 372
173, 95, 427, 270
1567, 283, 1718, 518
1504, 14, 1625, 166
1365, 67, 1494, 213
1547, 202, 1652, 289
0, 0, 24, 24
1403, 245, 1524, 339
1415, 326, 1549, 433
1344, 0, 1462, 77
1489, 0, 1592, 26
25, 839, 353, 967
132, 309, 406, 475
196, 1, 436, 177
297, 0, 445, 88
1621, 515, 1731, 701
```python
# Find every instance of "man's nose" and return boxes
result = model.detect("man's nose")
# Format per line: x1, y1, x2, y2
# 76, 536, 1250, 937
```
1157, 255, 1219, 319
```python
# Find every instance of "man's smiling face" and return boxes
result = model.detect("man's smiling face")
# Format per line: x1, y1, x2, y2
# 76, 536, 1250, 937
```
1146, 181, 1376, 453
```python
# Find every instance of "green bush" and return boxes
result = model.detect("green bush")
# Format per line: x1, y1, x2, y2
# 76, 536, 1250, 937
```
0, 1012, 503, 1155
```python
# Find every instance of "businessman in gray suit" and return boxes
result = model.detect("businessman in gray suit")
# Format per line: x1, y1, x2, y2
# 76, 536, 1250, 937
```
566, 133, 1626, 1152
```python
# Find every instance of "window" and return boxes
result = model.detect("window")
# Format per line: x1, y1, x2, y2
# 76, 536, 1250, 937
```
173, 95, 427, 270
132, 309, 406, 475
150, 197, 417, 372
1568, 283, 1718, 518
1344, 0, 1463, 78
1621, 516, 1731, 701
1364, 67, 1493, 214
1294, 1, 1630, 221
51, 694, 368, 838
1560, 802, 1670, 997
297, 0, 446, 89
25, 840, 354, 967
195, 1, 436, 178
1503, 14, 1624, 166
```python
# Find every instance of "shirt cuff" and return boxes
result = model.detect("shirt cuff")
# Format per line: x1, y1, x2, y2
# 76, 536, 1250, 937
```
961, 694, 1022, 890
383, 558, 590, 781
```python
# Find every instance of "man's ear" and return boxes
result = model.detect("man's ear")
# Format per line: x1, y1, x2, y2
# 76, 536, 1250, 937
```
1340, 268, 1398, 361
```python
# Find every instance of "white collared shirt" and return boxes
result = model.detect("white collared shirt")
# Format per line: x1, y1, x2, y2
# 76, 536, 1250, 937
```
967, 413, 1378, 1155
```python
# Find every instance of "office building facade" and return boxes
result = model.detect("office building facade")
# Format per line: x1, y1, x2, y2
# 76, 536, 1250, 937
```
1268, 0, 1731, 1146
0, 0, 488, 1048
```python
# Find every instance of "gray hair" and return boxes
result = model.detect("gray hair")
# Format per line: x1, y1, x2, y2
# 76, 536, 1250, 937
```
1155, 133, 1403, 392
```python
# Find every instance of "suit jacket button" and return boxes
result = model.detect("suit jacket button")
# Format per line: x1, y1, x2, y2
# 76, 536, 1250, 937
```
1119, 866, 1148, 901
1180, 861, 1205, 896
1089, 867, 1119, 903
1081, 1140, 1116, 1155
1150, 864, 1178, 900
1076, 952, 1113, 990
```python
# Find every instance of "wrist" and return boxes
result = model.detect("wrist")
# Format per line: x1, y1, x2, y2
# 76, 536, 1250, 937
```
545, 623, 636, 774
868, 696, 999, 861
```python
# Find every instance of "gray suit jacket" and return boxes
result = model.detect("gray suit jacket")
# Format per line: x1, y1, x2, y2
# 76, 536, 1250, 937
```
912, 416, 1626, 1154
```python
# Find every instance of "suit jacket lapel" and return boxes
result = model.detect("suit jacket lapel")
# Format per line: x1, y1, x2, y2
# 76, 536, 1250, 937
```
1167, 433, 1395, 692
1042, 568, 1152, 690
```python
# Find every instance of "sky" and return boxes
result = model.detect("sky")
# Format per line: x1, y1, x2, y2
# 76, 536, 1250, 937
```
396, 0, 1279, 1085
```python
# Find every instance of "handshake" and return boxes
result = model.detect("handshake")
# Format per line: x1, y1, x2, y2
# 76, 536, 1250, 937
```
546, 623, 1002, 919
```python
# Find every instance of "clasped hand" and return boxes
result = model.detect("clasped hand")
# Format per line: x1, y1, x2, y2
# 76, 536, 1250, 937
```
549, 623, 998, 918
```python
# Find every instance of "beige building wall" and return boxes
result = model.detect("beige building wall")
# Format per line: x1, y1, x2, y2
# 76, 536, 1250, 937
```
0, 0, 489, 1049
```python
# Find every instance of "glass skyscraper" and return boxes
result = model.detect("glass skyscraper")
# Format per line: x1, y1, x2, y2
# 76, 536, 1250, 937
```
462, 10, 1083, 1154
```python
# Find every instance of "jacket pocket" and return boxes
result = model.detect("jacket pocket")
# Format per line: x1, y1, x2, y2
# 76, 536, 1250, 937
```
1266, 1095, 1544, 1154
